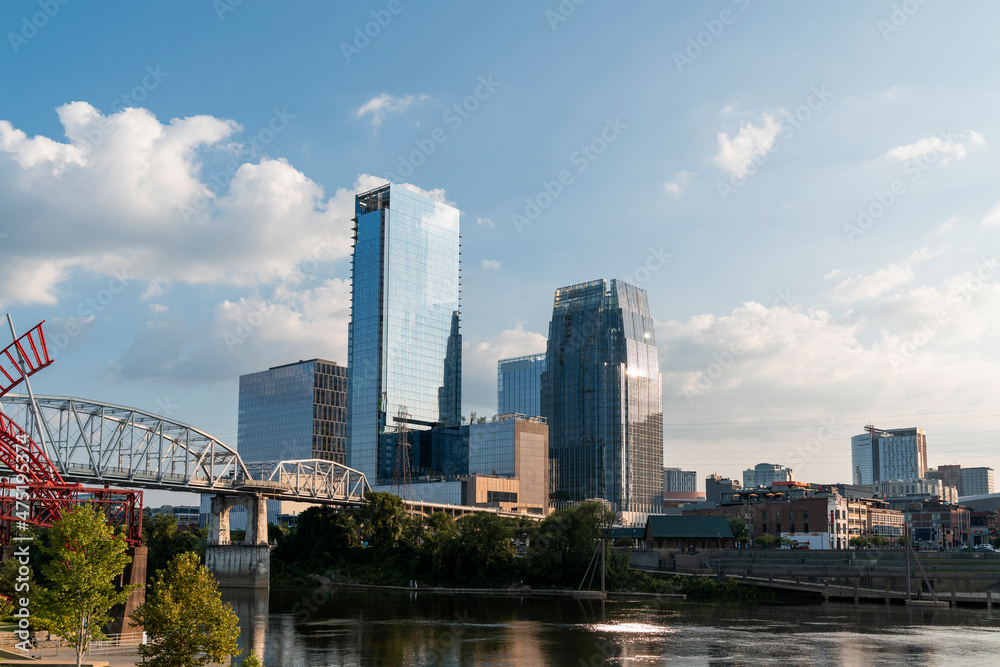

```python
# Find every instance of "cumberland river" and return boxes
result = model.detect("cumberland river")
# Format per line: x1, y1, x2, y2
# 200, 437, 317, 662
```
223, 587, 1000, 666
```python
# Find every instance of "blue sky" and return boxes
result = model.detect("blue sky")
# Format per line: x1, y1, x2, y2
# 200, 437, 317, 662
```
2, 1, 999, 503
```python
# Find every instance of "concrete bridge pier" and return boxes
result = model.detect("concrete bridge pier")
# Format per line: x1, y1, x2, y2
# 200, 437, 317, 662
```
205, 494, 270, 589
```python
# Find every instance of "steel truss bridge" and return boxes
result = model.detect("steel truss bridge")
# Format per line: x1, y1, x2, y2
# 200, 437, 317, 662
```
1, 395, 371, 505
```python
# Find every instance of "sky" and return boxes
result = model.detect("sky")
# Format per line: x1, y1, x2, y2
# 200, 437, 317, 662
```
1, 1, 999, 504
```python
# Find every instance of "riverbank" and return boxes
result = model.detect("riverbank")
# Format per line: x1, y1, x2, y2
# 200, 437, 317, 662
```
307, 576, 687, 600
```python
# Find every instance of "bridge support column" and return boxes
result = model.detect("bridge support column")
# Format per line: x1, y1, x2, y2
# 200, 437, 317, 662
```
205, 494, 270, 589
987, 589, 993, 610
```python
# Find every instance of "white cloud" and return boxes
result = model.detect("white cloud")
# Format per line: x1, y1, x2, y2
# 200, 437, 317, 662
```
397, 182, 456, 207
710, 114, 782, 178
462, 322, 546, 415
937, 216, 959, 234
981, 201, 1000, 227
830, 264, 914, 303
0, 102, 388, 306
354, 93, 428, 127
480, 259, 501, 271
828, 248, 946, 304
663, 169, 692, 198
476, 217, 494, 228
105, 279, 352, 383
885, 130, 983, 164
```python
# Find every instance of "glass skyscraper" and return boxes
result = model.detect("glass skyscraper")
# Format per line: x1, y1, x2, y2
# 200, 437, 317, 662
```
237, 358, 347, 463
497, 353, 545, 417
347, 183, 462, 482
541, 279, 663, 513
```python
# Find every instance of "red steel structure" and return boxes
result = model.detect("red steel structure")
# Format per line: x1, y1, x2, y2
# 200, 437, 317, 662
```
0, 320, 142, 545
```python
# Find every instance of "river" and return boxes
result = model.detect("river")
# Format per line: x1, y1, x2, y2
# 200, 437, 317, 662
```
222, 587, 1000, 666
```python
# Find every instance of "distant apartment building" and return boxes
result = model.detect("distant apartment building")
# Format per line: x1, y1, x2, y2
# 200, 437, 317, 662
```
238, 359, 348, 463
663, 468, 697, 493
875, 477, 958, 505
851, 426, 928, 484
927, 464, 962, 493
705, 474, 741, 504
742, 463, 793, 488
961, 467, 995, 496
905, 501, 970, 549
497, 353, 546, 418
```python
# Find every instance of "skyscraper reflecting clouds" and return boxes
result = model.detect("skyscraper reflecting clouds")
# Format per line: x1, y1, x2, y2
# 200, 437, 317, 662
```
347, 183, 462, 482
541, 279, 663, 513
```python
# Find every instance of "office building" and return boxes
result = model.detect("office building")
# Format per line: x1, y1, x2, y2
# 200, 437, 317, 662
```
875, 478, 958, 505
743, 463, 793, 488
541, 279, 664, 514
467, 415, 549, 510
347, 183, 462, 482
705, 474, 741, 505
961, 467, 995, 496
663, 468, 697, 493
238, 359, 347, 463
497, 353, 546, 417
850, 426, 927, 484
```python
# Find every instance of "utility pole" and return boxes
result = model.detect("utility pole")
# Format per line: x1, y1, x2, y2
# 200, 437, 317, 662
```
391, 405, 413, 501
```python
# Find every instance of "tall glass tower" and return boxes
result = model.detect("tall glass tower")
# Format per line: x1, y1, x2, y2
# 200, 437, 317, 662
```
497, 353, 546, 417
347, 184, 462, 482
541, 279, 663, 513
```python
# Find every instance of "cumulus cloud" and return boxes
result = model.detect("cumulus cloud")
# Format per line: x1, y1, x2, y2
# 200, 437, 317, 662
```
104, 279, 352, 383
828, 248, 946, 304
462, 322, 546, 414
0, 102, 382, 306
663, 169, 692, 198
354, 93, 428, 127
710, 114, 782, 178
480, 259, 501, 271
476, 217, 494, 228
885, 130, 984, 164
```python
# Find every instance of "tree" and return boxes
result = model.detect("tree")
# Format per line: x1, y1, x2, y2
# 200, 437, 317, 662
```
439, 513, 515, 586
527, 502, 614, 586
241, 651, 264, 667
728, 517, 747, 540
34, 505, 136, 667
131, 552, 240, 667
144, 513, 207, 579
358, 492, 410, 548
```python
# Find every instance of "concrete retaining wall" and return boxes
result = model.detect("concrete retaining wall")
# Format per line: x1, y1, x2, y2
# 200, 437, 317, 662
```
206, 544, 270, 589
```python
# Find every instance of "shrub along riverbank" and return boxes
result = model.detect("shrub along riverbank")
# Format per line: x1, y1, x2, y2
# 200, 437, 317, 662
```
270, 493, 768, 602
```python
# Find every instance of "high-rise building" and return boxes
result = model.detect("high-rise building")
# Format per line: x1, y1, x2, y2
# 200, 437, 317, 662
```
237, 359, 347, 463
467, 415, 549, 510
541, 279, 663, 513
851, 426, 927, 484
347, 184, 462, 482
743, 463, 793, 488
497, 353, 546, 417
927, 464, 962, 493
960, 467, 995, 496
663, 468, 697, 493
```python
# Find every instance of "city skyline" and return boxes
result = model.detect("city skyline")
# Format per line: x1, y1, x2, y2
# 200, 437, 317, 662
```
2, 3, 1000, 504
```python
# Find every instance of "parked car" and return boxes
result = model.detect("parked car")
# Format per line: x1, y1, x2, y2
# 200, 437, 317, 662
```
973, 544, 995, 552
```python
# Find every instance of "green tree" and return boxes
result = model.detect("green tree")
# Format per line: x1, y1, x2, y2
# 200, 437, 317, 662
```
131, 552, 240, 667
527, 502, 614, 586
439, 513, 515, 586
34, 505, 136, 667
144, 513, 207, 578
241, 651, 264, 667
754, 533, 779, 548
358, 492, 410, 548
728, 517, 747, 540
274, 507, 360, 566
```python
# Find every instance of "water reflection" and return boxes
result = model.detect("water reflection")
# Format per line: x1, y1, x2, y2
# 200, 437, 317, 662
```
220, 588, 1000, 666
